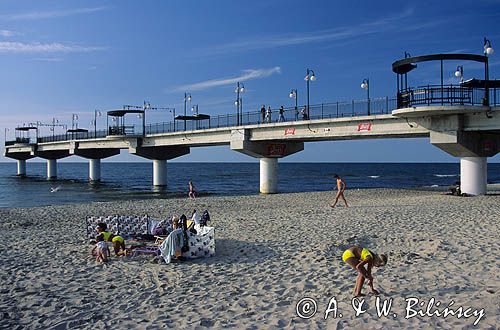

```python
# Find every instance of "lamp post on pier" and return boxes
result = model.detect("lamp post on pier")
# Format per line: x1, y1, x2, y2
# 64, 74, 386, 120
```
360, 78, 370, 115
304, 68, 316, 119
235, 82, 245, 126
289, 89, 298, 121
169, 108, 176, 132
454, 65, 464, 82
483, 38, 494, 106
191, 104, 199, 129
91, 110, 102, 138
184, 93, 192, 131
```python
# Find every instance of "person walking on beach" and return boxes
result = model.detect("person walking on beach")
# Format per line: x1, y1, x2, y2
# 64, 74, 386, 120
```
188, 180, 196, 199
266, 106, 272, 123
278, 105, 286, 122
260, 105, 266, 123
342, 245, 387, 297
331, 174, 348, 207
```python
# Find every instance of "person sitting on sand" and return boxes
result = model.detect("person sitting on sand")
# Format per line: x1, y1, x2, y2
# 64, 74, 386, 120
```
188, 180, 196, 199
331, 174, 348, 207
96, 223, 126, 256
93, 235, 110, 262
342, 245, 387, 297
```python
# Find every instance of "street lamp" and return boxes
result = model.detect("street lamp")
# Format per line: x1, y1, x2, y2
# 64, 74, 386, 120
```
91, 110, 102, 138
360, 78, 370, 115
169, 108, 176, 131
483, 38, 494, 106
454, 65, 464, 82
183, 92, 192, 131
304, 68, 316, 119
289, 89, 298, 121
72, 114, 79, 129
484, 38, 494, 56
191, 104, 199, 129
235, 82, 245, 125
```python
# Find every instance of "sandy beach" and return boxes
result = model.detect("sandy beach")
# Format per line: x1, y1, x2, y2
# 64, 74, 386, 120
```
0, 188, 499, 329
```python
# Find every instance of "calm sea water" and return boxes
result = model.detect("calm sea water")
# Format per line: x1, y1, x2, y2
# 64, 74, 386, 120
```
0, 162, 499, 208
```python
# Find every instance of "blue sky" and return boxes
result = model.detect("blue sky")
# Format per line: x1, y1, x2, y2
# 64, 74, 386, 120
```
1, 0, 500, 162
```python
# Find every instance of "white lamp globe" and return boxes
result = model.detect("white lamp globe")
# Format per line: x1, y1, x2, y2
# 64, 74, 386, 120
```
310, 75, 316, 81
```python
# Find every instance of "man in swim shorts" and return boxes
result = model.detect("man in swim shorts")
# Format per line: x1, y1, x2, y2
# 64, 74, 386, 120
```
342, 245, 387, 297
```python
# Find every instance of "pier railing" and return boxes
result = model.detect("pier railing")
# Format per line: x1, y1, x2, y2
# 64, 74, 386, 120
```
397, 85, 499, 108
5, 86, 500, 145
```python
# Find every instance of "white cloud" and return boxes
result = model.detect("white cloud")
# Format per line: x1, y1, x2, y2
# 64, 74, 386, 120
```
0, 41, 104, 53
31, 57, 64, 62
172, 67, 281, 92
0, 7, 107, 21
201, 8, 418, 56
0, 29, 16, 37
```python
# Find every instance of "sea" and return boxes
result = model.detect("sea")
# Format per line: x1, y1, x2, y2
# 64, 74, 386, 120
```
0, 162, 499, 208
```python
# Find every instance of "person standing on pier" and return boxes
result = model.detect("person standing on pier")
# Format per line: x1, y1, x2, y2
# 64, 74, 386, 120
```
260, 105, 266, 123
301, 106, 308, 120
278, 105, 286, 122
266, 106, 272, 123
331, 174, 348, 207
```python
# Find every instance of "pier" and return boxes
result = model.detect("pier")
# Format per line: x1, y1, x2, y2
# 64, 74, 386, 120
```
4, 52, 500, 196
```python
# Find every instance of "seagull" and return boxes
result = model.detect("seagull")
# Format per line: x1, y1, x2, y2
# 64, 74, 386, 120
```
50, 186, 62, 193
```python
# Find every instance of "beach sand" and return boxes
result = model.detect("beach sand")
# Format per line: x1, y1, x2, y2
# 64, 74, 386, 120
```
0, 188, 499, 329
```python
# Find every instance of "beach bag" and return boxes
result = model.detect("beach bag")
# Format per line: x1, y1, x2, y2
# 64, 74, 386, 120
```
200, 210, 210, 226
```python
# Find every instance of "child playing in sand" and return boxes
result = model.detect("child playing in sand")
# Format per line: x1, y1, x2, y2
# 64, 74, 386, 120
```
96, 223, 126, 256
342, 245, 387, 297
331, 174, 349, 207
93, 235, 110, 262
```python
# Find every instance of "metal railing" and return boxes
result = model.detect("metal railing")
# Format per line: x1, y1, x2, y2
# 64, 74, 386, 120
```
5, 88, 499, 146
397, 85, 499, 108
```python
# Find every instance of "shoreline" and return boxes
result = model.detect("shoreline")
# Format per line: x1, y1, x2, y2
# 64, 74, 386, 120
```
0, 188, 499, 329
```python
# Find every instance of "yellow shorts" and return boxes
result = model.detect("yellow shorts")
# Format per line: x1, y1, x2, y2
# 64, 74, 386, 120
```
360, 248, 372, 261
112, 236, 124, 244
342, 249, 356, 262
342, 248, 373, 263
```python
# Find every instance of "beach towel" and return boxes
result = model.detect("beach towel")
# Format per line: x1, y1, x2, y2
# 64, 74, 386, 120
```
182, 226, 215, 259
159, 227, 216, 263
159, 228, 185, 264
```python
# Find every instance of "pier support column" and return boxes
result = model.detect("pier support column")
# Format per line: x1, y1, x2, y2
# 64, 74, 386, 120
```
153, 159, 167, 186
230, 129, 304, 194
89, 159, 101, 182
129, 146, 189, 187
460, 157, 487, 196
17, 160, 26, 176
47, 159, 57, 180
260, 158, 278, 194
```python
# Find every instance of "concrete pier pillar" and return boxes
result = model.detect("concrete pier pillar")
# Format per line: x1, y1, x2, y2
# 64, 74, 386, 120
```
460, 157, 487, 196
17, 159, 26, 176
153, 159, 167, 186
260, 158, 278, 194
47, 159, 57, 180
89, 159, 101, 182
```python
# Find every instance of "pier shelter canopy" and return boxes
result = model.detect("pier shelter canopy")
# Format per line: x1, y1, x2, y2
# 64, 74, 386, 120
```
392, 53, 493, 109
107, 109, 145, 136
